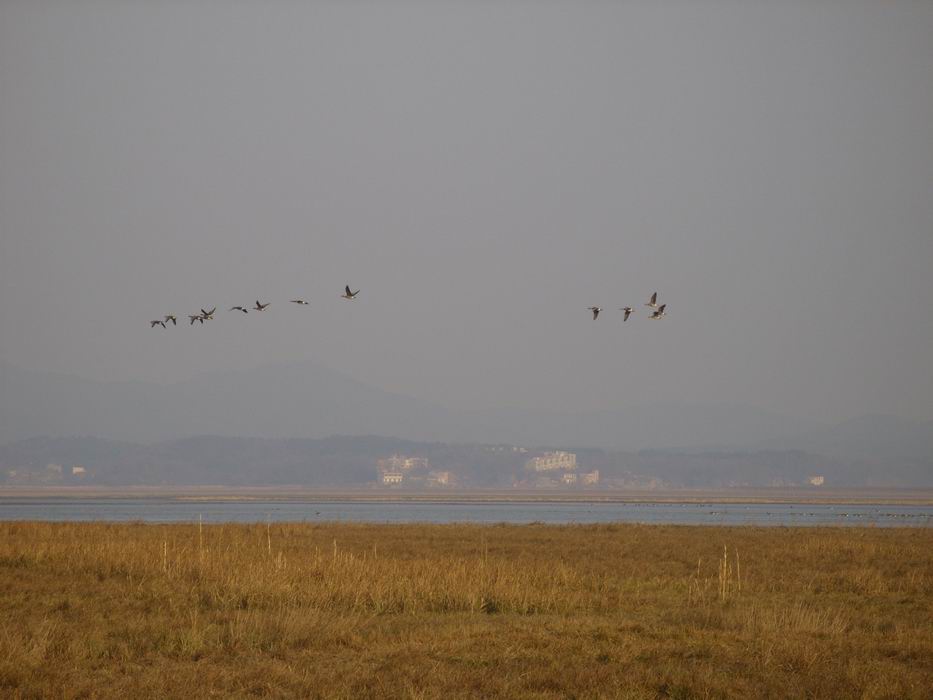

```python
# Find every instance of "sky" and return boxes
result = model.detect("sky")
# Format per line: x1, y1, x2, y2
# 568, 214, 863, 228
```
1, 0, 931, 425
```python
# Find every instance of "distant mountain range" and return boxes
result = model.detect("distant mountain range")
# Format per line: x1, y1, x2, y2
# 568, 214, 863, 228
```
0, 360, 930, 488
759, 414, 933, 462
2, 360, 827, 449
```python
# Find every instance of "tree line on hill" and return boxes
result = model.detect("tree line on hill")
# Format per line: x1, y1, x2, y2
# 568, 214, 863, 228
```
1, 435, 929, 488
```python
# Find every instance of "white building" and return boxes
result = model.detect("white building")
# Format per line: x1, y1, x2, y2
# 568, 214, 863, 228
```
525, 451, 577, 472
381, 472, 403, 485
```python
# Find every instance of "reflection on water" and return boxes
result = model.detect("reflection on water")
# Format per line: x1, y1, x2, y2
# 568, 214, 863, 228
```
0, 498, 931, 526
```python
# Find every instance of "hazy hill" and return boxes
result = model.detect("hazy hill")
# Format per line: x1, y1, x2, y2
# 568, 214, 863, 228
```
0, 360, 454, 445
1, 434, 930, 488
760, 414, 933, 461
1, 361, 819, 450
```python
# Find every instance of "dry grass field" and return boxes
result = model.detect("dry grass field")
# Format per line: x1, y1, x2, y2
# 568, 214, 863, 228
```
0, 522, 931, 698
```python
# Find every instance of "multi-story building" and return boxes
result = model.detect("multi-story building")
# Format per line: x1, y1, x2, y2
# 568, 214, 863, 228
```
525, 451, 577, 472
581, 470, 600, 486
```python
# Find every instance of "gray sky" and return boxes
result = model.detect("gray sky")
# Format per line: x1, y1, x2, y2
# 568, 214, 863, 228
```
1, 0, 931, 425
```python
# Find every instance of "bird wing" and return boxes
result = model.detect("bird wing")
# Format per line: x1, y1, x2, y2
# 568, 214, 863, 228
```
345, 286, 351, 296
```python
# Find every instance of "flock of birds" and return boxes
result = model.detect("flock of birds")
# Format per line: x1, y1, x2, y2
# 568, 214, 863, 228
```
588, 292, 668, 321
150, 286, 360, 327
150, 285, 667, 328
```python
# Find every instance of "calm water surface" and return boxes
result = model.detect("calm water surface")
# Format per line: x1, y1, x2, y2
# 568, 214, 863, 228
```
1, 498, 931, 526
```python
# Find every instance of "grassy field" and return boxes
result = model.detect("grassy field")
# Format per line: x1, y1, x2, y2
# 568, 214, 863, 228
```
1, 522, 931, 698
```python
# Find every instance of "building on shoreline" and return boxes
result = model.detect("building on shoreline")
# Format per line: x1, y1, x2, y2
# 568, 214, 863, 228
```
525, 451, 577, 473
377, 454, 433, 486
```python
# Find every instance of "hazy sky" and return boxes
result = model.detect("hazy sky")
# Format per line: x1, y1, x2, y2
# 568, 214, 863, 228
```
1, 1, 931, 424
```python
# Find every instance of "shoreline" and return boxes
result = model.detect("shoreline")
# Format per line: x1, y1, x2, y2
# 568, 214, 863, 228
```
2, 485, 932, 505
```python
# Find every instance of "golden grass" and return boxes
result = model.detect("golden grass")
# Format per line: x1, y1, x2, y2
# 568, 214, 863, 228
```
0, 521, 931, 698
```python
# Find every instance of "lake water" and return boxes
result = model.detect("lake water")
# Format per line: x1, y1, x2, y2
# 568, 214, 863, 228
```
0, 498, 931, 526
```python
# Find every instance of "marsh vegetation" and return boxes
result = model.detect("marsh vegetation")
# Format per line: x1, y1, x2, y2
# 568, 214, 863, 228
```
1, 522, 930, 697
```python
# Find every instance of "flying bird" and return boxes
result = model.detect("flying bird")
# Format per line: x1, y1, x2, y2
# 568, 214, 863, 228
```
588, 306, 602, 320
150, 320, 166, 329
253, 300, 270, 311
230, 306, 248, 314
649, 304, 667, 320
188, 315, 204, 325
163, 315, 177, 326
645, 292, 659, 308
200, 307, 216, 320
290, 299, 309, 305
620, 307, 633, 321
341, 285, 359, 300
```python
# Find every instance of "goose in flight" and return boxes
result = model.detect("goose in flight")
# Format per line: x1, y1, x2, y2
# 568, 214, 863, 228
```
290, 299, 309, 305
645, 292, 659, 308
188, 314, 204, 325
230, 306, 249, 314
253, 300, 270, 311
649, 304, 667, 320
588, 306, 602, 320
150, 320, 166, 329
200, 307, 216, 320
164, 315, 177, 326
341, 285, 360, 300
620, 307, 633, 321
